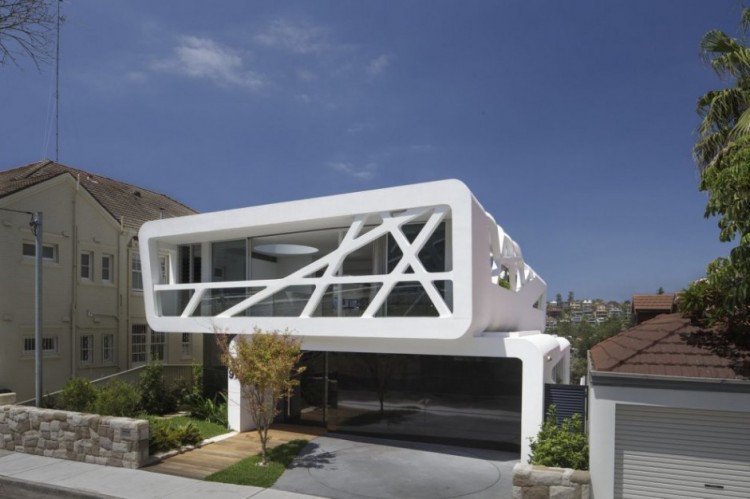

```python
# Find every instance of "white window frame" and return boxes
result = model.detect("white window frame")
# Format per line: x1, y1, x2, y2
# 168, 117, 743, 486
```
181, 333, 192, 358
131, 324, 147, 363
131, 325, 167, 363
150, 330, 166, 361
101, 254, 113, 283
132, 253, 143, 291
102, 334, 114, 363
23, 336, 59, 356
80, 334, 94, 364
159, 254, 169, 284
22, 242, 59, 263
80, 251, 93, 281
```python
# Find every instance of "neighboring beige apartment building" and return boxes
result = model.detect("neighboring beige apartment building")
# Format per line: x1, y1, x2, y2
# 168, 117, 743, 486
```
0, 160, 201, 401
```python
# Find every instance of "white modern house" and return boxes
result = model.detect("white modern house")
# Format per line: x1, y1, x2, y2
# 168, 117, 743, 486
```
139, 179, 570, 460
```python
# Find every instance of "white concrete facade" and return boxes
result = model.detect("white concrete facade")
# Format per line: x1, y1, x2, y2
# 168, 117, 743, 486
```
139, 179, 570, 461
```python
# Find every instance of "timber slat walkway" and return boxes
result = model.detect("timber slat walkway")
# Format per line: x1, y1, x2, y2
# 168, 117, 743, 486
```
144, 425, 326, 480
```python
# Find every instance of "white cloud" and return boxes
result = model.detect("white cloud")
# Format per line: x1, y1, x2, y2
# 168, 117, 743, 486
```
297, 68, 317, 81
254, 20, 329, 54
346, 122, 373, 134
295, 93, 311, 104
327, 161, 377, 180
366, 55, 391, 75
153, 36, 264, 90
126, 71, 148, 83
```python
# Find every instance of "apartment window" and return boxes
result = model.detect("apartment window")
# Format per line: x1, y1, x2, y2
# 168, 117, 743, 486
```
131, 253, 143, 291
181, 333, 192, 358
80, 335, 94, 364
131, 324, 147, 363
23, 336, 58, 355
101, 255, 113, 283
102, 334, 114, 363
150, 330, 166, 361
22, 242, 58, 263
131, 325, 167, 363
80, 251, 93, 280
159, 255, 169, 284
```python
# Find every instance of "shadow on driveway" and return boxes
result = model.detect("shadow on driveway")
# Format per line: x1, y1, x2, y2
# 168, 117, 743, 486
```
274, 434, 518, 499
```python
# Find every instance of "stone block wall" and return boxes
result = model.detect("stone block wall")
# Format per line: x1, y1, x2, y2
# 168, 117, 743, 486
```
0, 405, 149, 469
513, 463, 591, 499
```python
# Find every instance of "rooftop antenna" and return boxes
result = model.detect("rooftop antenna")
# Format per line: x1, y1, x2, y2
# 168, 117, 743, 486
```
55, 0, 62, 162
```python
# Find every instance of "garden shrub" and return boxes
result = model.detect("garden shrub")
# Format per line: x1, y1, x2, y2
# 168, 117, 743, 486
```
57, 378, 98, 413
147, 417, 203, 454
94, 380, 141, 417
529, 405, 589, 470
190, 392, 228, 427
138, 362, 175, 415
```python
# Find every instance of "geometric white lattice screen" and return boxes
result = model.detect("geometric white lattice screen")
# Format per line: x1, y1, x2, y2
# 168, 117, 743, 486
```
157, 205, 452, 320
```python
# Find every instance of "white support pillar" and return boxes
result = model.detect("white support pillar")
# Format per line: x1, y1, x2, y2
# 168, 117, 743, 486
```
227, 371, 255, 431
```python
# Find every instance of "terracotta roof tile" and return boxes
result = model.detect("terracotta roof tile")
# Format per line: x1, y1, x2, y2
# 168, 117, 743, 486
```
631, 294, 676, 311
590, 313, 749, 380
0, 160, 196, 230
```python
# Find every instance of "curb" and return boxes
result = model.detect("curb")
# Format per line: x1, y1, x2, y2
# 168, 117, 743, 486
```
0, 474, 120, 499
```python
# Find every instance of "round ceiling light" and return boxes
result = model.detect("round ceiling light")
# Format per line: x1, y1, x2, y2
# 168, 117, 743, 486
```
253, 243, 319, 256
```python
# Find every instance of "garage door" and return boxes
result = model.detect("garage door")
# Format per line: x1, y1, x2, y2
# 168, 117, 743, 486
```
615, 405, 750, 498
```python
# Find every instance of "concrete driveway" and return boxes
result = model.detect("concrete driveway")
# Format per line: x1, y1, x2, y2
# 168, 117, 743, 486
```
272, 434, 518, 499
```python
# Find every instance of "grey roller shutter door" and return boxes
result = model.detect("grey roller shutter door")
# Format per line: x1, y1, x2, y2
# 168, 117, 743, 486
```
615, 405, 750, 499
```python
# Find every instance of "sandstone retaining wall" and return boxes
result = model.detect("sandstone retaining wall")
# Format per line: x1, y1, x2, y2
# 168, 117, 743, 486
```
513, 463, 591, 499
0, 405, 149, 469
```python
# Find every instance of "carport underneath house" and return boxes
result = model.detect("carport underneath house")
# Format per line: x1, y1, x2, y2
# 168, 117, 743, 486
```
137, 180, 571, 461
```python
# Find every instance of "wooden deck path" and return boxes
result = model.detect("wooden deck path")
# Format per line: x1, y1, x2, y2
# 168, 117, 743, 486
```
143, 425, 326, 480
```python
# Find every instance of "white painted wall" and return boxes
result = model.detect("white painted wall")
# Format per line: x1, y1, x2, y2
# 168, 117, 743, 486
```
589, 379, 750, 499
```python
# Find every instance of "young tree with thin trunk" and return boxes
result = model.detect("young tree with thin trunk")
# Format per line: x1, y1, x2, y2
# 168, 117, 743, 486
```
216, 328, 305, 466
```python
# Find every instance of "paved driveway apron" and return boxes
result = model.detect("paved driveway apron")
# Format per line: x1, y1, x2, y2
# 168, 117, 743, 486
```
272, 435, 518, 499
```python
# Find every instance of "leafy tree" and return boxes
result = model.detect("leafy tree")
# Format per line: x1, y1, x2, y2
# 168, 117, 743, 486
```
657, 286, 665, 295
0, 0, 56, 67
216, 328, 305, 466
555, 293, 563, 305
681, 8, 750, 361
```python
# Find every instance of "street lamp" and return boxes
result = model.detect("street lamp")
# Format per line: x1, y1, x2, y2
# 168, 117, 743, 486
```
1, 208, 43, 407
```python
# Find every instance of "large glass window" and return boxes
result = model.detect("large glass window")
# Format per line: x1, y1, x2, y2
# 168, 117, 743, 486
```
288, 353, 522, 452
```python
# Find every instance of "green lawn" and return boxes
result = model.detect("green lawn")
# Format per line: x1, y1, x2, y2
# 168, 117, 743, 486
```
167, 416, 230, 440
205, 439, 309, 488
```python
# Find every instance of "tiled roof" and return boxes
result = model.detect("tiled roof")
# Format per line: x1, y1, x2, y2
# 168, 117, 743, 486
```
631, 293, 675, 311
590, 313, 749, 380
0, 160, 196, 230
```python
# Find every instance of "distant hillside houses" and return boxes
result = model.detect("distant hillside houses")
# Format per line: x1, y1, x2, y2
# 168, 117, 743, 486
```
545, 298, 631, 331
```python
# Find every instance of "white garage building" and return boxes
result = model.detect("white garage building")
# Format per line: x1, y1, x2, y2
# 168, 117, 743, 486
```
589, 313, 750, 499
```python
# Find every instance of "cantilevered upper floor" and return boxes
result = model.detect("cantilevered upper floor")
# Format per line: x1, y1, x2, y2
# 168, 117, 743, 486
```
139, 180, 546, 339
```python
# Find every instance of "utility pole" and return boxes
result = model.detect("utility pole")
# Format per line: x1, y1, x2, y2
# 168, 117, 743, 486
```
32, 213, 43, 407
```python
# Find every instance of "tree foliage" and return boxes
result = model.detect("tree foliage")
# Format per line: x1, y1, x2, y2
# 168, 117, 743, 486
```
216, 328, 305, 466
0, 0, 55, 67
682, 8, 750, 352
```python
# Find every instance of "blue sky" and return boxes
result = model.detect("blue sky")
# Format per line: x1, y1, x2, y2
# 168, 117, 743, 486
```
1, 1, 741, 301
